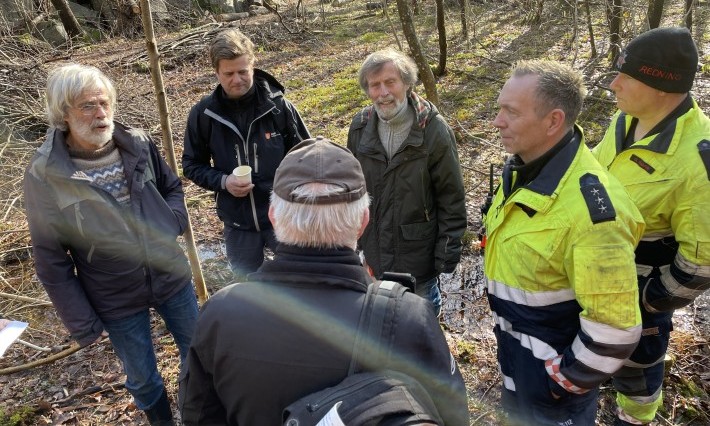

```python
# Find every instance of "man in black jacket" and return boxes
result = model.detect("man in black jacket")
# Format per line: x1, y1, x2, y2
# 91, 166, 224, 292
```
179, 137, 469, 425
24, 64, 198, 425
182, 28, 310, 279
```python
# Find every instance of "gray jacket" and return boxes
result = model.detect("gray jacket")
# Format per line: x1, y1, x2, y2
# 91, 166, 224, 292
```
24, 122, 192, 346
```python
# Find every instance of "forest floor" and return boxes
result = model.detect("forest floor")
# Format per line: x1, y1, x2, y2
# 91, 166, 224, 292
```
0, 0, 709, 424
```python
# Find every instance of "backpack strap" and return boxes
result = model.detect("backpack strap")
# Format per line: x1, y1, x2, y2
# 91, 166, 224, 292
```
348, 280, 408, 375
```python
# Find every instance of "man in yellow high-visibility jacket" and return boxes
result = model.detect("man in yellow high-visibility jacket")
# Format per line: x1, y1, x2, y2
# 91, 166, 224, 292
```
484, 60, 644, 425
593, 27, 710, 426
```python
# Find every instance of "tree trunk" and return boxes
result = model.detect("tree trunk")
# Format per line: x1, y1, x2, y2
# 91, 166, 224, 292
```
606, 0, 622, 65
435, 0, 447, 76
584, 0, 597, 58
139, 0, 209, 303
458, 0, 468, 39
684, 0, 693, 29
646, 0, 664, 29
49, 0, 85, 38
395, 0, 439, 105
112, 0, 142, 37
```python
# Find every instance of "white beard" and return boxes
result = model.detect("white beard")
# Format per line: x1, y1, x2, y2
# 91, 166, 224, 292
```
72, 119, 114, 148
374, 96, 407, 121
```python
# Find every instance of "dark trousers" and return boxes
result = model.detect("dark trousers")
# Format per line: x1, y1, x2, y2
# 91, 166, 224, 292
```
611, 300, 673, 423
501, 386, 599, 426
223, 224, 277, 279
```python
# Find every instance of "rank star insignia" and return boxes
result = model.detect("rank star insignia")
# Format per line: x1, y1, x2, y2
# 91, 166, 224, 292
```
580, 173, 616, 224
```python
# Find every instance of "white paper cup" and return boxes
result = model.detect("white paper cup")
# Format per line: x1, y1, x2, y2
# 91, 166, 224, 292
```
232, 165, 252, 184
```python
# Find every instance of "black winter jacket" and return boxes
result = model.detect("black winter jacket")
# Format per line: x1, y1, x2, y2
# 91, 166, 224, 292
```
182, 69, 310, 231
179, 245, 469, 425
24, 123, 192, 347
347, 92, 467, 283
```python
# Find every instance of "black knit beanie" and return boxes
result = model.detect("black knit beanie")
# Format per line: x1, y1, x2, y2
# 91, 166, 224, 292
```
615, 27, 698, 93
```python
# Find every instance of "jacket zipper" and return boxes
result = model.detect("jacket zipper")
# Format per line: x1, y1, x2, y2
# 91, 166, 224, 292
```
420, 168, 430, 221
242, 106, 275, 231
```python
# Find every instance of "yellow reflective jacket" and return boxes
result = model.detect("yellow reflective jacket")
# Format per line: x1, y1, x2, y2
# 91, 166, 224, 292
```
484, 128, 644, 397
593, 99, 710, 312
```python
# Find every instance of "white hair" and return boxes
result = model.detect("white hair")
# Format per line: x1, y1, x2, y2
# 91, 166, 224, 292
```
45, 64, 116, 131
270, 183, 370, 249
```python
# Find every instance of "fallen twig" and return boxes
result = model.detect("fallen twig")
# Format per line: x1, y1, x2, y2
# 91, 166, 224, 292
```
0, 291, 52, 306
0, 342, 81, 375
54, 381, 126, 407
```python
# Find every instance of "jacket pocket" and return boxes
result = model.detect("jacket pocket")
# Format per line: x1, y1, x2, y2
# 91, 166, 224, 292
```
398, 220, 438, 278
400, 220, 437, 240
500, 224, 568, 290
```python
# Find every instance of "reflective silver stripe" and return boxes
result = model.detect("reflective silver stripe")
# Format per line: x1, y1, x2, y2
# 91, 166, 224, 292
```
249, 192, 260, 232
579, 317, 641, 345
487, 278, 576, 307
571, 337, 625, 375
623, 353, 665, 369
636, 264, 654, 278
675, 252, 710, 278
502, 374, 516, 391
640, 233, 672, 241
493, 312, 558, 360
205, 109, 245, 165
660, 265, 707, 299
626, 387, 662, 404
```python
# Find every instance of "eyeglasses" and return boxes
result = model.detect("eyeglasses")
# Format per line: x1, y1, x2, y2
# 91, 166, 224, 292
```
74, 101, 112, 116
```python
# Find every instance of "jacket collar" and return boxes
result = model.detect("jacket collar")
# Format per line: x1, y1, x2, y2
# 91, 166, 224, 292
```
37, 122, 147, 179
208, 68, 283, 116
614, 96, 696, 155
247, 244, 372, 292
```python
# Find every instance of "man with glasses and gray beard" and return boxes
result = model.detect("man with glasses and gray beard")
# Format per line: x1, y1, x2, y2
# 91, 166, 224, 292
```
23, 64, 198, 426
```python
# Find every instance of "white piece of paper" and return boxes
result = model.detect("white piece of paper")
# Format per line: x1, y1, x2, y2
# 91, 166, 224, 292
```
315, 401, 345, 426
0, 321, 29, 357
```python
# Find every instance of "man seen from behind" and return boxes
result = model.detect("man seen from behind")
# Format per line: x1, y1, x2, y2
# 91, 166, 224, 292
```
179, 137, 469, 425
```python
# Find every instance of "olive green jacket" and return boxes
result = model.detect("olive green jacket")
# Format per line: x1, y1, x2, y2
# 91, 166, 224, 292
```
347, 92, 467, 283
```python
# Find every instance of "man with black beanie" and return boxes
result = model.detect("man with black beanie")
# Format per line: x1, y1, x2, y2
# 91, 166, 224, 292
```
593, 27, 710, 426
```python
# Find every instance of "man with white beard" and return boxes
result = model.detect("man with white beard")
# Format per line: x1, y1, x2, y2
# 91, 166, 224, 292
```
347, 49, 466, 316
23, 64, 198, 426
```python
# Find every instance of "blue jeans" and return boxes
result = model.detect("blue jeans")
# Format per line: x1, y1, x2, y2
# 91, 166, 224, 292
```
102, 283, 198, 410
415, 276, 442, 317
223, 224, 277, 279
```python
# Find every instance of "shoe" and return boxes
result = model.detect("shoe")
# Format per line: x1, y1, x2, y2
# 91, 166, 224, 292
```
144, 389, 175, 426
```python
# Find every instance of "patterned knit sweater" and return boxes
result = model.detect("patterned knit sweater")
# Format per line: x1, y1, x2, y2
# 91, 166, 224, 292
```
68, 139, 131, 206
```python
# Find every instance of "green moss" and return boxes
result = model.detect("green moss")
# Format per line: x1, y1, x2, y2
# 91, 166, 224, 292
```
455, 339, 477, 364
293, 65, 367, 119
360, 32, 388, 43
678, 377, 705, 398
0, 406, 37, 426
